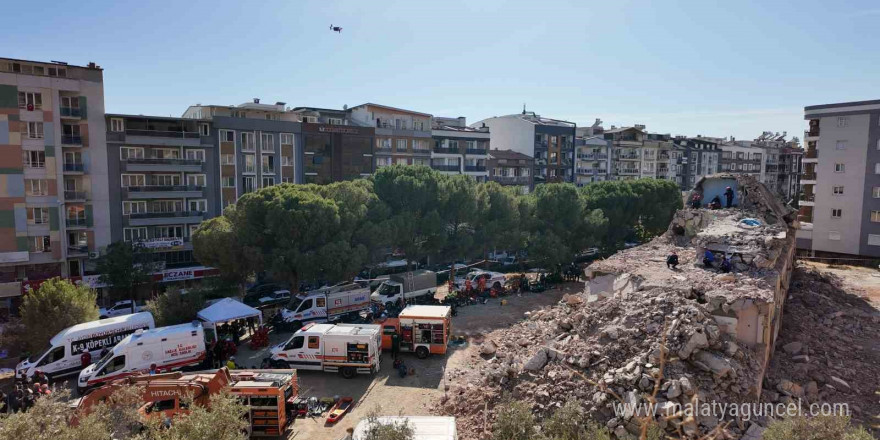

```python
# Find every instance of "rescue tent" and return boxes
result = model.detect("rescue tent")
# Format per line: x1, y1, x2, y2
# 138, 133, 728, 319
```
197, 298, 262, 327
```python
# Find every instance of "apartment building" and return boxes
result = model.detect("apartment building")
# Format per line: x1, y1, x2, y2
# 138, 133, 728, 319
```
754, 131, 802, 201
431, 117, 489, 181
797, 99, 880, 257
182, 100, 302, 210
718, 139, 765, 179
671, 137, 721, 190
291, 107, 374, 184
574, 135, 611, 186
605, 126, 646, 181
105, 114, 217, 273
472, 109, 576, 184
488, 149, 534, 194
0, 58, 110, 307
347, 103, 432, 169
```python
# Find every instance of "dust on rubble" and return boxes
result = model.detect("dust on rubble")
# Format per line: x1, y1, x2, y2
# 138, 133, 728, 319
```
764, 263, 880, 431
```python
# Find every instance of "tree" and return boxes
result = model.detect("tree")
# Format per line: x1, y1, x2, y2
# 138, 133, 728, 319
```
95, 241, 158, 302
19, 278, 99, 352
474, 182, 525, 258
145, 288, 207, 327
372, 165, 447, 266
192, 213, 251, 293
492, 400, 537, 440
527, 183, 607, 269
439, 174, 479, 261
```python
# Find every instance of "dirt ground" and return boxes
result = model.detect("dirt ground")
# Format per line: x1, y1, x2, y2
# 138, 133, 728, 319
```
232, 282, 574, 440
799, 260, 880, 306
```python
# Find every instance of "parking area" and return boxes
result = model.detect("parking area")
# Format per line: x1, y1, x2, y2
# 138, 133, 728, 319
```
231, 282, 575, 439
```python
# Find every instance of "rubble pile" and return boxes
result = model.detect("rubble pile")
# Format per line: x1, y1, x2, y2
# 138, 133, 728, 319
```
764, 264, 880, 428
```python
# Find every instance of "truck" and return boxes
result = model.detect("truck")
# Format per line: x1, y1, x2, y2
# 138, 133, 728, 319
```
378, 305, 451, 359
354, 416, 458, 440
277, 283, 371, 330
74, 367, 299, 438
16, 312, 155, 381
267, 322, 382, 379
371, 270, 438, 308
77, 321, 207, 393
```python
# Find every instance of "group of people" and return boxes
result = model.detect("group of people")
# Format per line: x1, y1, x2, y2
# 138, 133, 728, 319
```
666, 249, 732, 273
689, 186, 736, 210
208, 337, 239, 370
2, 370, 52, 413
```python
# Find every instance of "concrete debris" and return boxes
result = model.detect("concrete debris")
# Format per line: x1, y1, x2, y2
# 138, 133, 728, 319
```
781, 341, 802, 355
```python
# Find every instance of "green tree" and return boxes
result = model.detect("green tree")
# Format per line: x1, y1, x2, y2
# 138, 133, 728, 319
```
439, 174, 480, 261
145, 288, 207, 327
763, 415, 874, 440
474, 182, 525, 258
527, 183, 607, 269
192, 213, 251, 293
492, 400, 537, 440
19, 278, 99, 353
540, 400, 612, 440
95, 241, 158, 302
360, 407, 415, 440
372, 165, 446, 266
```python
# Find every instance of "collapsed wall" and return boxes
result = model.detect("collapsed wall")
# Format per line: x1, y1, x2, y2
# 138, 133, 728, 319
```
443, 174, 798, 439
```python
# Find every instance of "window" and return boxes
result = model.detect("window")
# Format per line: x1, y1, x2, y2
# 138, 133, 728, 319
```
122, 201, 147, 215
99, 355, 127, 376
377, 138, 392, 150
836, 140, 847, 150
198, 123, 209, 136
280, 133, 294, 145
222, 177, 235, 188
244, 154, 256, 173
281, 155, 292, 166
30, 236, 51, 252
242, 176, 255, 193
27, 207, 49, 225
188, 199, 207, 213
834, 163, 845, 173
396, 158, 408, 165
189, 225, 200, 237
110, 118, 124, 132
25, 122, 44, 139
282, 177, 293, 183
262, 176, 275, 187
831, 209, 842, 219
154, 174, 181, 186
120, 147, 144, 160
221, 154, 235, 165
413, 158, 430, 166
837, 117, 849, 128
396, 139, 407, 151
220, 129, 235, 142
124, 227, 147, 242
233, 110, 246, 118
156, 225, 184, 238
869, 234, 880, 246
60, 96, 79, 110
37, 346, 65, 366
303, 116, 317, 123
25, 179, 48, 196
328, 118, 343, 125
121, 174, 145, 187
307, 336, 320, 349
414, 121, 425, 131
413, 140, 429, 151
872, 210, 880, 222
184, 149, 205, 162
376, 157, 392, 167
285, 336, 305, 351
874, 187, 880, 198
876, 163, 880, 175
23, 150, 45, 168
833, 186, 844, 195
241, 132, 256, 151
18, 92, 42, 110
151, 200, 182, 213
261, 155, 275, 174
186, 174, 206, 187
261, 133, 275, 152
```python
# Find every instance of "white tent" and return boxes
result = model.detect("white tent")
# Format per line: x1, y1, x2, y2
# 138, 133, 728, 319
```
197, 298, 262, 327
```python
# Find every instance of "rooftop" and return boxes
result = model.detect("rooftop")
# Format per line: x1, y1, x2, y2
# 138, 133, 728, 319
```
488, 149, 534, 161
350, 102, 432, 117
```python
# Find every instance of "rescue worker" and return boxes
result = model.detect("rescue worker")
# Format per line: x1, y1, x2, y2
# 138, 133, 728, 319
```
477, 276, 486, 295
40, 384, 51, 396
33, 370, 47, 385
80, 350, 92, 368
390, 332, 400, 360
149, 363, 158, 375
703, 249, 715, 268
720, 256, 732, 273
724, 186, 735, 208
464, 278, 472, 296
666, 251, 679, 270
690, 192, 702, 208
226, 356, 237, 370
708, 196, 722, 210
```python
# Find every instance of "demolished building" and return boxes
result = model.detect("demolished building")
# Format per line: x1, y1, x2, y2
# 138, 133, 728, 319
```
443, 174, 799, 439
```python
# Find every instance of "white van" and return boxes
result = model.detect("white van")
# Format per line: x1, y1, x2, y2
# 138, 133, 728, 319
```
279, 283, 371, 329
268, 323, 381, 378
77, 321, 206, 393
354, 416, 457, 440
16, 312, 155, 381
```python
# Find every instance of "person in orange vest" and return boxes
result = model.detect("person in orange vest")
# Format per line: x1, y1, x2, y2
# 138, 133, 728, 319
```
477, 276, 486, 295
464, 278, 472, 295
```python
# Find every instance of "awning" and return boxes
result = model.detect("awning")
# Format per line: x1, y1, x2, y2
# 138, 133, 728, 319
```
197, 298, 262, 325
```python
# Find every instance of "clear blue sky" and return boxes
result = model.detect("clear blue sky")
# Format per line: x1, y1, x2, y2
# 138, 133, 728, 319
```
3, 0, 879, 141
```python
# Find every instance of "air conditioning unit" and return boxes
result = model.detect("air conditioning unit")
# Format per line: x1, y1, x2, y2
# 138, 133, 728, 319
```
89, 251, 100, 259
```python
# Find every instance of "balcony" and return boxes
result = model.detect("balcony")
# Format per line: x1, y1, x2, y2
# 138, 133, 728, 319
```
464, 165, 487, 172
61, 135, 82, 145
800, 194, 815, 206
804, 149, 817, 160
66, 218, 88, 228
63, 163, 85, 173
60, 107, 82, 118
126, 129, 200, 139
465, 148, 488, 155
125, 185, 204, 199
127, 210, 205, 226
617, 168, 640, 175
431, 164, 460, 172
64, 190, 87, 201
616, 153, 640, 161
493, 175, 530, 185
433, 147, 461, 155
124, 158, 204, 173
375, 146, 393, 153
67, 244, 89, 256
802, 172, 817, 181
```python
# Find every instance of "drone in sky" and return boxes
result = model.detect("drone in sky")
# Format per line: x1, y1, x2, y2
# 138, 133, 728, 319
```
330, 24, 342, 33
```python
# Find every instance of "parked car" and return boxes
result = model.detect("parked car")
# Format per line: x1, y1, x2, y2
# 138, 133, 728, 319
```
258, 290, 291, 305
487, 251, 509, 261
624, 242, 640, 249
98, 300, 146, 319
455, 270, 506, 291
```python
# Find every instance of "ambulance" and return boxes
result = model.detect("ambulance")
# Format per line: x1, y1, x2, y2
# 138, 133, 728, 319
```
379, 305, 451, 358
77, 321, 206, 393
268, 323, 381, 379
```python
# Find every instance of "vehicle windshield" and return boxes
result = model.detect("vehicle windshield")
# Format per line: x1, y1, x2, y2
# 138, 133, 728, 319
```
376, 282, 397, 296
95, 348, 115, 369
28, 345, 52, 363
287, 297, 303, 311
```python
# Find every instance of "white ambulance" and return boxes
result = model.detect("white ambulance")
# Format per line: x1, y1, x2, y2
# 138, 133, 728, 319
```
268, 323, 381, 379
16, 312, 155, 381
77, 321, 206, 393
278, 283, 371, 329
